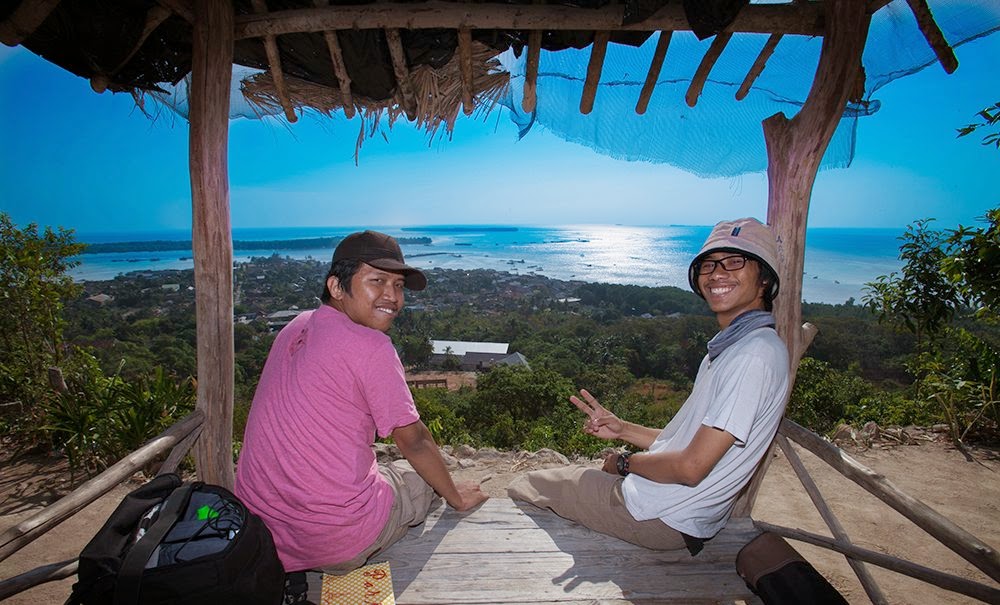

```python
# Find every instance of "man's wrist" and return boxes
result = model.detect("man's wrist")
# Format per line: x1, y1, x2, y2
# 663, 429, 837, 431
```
616, 451, 631, 477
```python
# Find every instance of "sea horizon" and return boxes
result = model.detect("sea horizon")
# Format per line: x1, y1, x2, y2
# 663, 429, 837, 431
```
69, 224, 906, 305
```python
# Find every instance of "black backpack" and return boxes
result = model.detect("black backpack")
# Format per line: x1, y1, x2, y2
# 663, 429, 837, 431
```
67, 473, 286, 605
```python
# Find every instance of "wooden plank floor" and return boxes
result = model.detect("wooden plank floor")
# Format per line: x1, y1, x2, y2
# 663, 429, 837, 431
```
308, 499, 763, 604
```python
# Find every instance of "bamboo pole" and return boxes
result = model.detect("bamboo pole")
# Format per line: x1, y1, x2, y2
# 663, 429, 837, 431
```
756, 522, 1000, 604
736, 33, 782, 101
904, 0, 958, 74
234, 2, 826, 40
251, 0, 298, 123
635, 31, 671, 115
686, 32, 731, 108
580, 31, 610, 115
0, 411, 204, 563
775, 433, 888, 604
0, 0, 62, 47
781, 419, 1000, 582
0, 559, 77, 601
313, 0, 355, 119
385, 28, 418, 121
189, 0, 236, 489
458, 27, 474, 116
522, 29, 542, 113
159, 423, 203, 475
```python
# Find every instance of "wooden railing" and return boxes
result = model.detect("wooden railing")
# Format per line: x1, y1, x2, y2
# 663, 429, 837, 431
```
0, 410, 204, 600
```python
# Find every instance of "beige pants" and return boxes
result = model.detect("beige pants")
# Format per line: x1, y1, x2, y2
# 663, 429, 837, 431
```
321, 460, 439, 574
507, 465, 687, 551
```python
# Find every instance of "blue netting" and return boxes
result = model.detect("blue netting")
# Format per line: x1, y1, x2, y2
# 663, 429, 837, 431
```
150, 0, 1000, 177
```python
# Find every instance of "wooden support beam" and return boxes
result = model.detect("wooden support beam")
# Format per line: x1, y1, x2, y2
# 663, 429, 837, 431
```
635, 31, 671, 115
765, 0, 870, 373
736, 33, 782, 101
313, 0, 355, 119
580, 31, 609, 115
112, 5, 173, 75
385, 28, 418, 121
156, 0, 194, 24
522, 29, 542, 113
251, 0, 298, 123
458, 27, 474, 116
189, 0, 236, 490
756, 522, 1000, 604
776, 433, 888, 604
0, 0, 62, 47
686, 31, 731, 108
904, 0, 958, 74
234, 2, 825, 40
781, 419, 1000, 583
0, 411, 204, 563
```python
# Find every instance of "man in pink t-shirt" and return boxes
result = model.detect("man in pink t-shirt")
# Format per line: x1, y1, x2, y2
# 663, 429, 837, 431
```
235, 231, 487, 573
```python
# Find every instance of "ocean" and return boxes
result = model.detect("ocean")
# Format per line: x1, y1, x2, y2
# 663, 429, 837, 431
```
69, 225, 905, 305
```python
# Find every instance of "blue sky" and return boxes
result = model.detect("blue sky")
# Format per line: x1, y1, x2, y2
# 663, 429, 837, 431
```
1, 32, 997, 235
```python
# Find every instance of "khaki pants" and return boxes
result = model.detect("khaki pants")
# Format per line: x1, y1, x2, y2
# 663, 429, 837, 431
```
321, 460, 439, 574
507, 465, 687, 551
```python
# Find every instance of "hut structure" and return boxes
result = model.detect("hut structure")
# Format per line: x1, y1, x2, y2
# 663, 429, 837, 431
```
2, 0, 999, 602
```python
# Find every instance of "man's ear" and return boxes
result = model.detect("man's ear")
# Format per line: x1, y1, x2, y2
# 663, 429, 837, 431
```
326, 275, 344, 300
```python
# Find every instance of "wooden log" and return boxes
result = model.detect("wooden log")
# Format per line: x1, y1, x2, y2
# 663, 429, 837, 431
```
904, 0, 958, 74
234, 2, 826, 40
251, 0, 298, 123
736, 33, 782, 100
775, 433, 888, 604
522, 29, 542, 113
0, 411, 204, 563
635, 31, 671, 115
156, 0, 194, 24
765, 0, 869, 371
0, 0, 62, 47
780, 419, 1000, 582
686, 31, 731, 108
580, 31, 610, 115
159, 422, 202, 475
113, 4, 173, 75
385, 28, 418, 121
756, 522, 1000, 604
731, 322, 816, 518
313, 0, 356, 118
458, 27, 474, 116
189, 0, 236, 490
0, 558, 77, 601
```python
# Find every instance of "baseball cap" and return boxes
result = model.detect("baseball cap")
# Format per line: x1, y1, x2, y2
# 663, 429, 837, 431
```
332, 230, 427, 291
687, 217, 780, 300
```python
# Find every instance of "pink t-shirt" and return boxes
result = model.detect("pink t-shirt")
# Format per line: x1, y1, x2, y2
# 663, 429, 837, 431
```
235, 305, 420, 571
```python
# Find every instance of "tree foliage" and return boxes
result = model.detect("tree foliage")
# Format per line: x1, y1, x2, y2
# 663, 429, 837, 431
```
957, 101, 1000, 150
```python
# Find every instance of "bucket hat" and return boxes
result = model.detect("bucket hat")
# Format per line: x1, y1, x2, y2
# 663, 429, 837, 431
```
688, 218, 780, 300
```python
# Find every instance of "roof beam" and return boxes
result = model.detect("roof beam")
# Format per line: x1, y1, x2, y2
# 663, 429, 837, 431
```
234, 2, 825, 39
315, 0, 356, 118
251, 0, 298, 123
686, 31, 731, 107
580, 31, 609, 115
736, 33, 782, 100
521, 29, 542, 112
635, 31, 671, 115
385, 28, 418, 120
0, 0, 62, 47
904, 0, 958, 73
458, 27, 474, 116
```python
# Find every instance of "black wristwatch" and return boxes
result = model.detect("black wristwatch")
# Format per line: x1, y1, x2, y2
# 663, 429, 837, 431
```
616, 452, 632, 477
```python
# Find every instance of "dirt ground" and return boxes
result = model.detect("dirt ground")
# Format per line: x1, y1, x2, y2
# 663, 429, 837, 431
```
2, 435, 997, 604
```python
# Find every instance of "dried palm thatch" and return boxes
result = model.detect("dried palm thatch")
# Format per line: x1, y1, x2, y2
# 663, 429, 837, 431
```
241, 41, 510, 161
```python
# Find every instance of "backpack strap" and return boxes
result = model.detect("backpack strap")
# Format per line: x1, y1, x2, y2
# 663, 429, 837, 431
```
113, 482, 198, 605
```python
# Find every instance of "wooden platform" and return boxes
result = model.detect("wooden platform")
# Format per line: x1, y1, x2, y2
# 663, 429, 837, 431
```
308, 499, 763, 604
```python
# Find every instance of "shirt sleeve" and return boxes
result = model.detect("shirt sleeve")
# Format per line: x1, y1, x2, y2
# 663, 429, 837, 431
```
360, 338, 421, 438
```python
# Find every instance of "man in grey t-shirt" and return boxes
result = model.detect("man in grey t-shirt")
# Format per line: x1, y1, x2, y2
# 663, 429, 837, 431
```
508, 217, 790, 552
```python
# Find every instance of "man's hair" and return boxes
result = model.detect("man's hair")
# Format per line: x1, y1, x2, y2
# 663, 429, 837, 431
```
320, 258, 361, 302
757, 261, 778, 312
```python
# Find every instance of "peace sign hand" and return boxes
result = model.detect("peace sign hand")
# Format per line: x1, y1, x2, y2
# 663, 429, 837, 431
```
569, 389, 625, 441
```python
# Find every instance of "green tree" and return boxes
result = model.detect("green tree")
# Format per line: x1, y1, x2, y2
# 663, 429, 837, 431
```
940, 208, 1000, 321
957, 101, 1000, 150
0, 213, 85, 444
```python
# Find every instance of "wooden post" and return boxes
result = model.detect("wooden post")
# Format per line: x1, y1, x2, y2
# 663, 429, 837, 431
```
189, 0, 236, 489
765, 0, 870, 371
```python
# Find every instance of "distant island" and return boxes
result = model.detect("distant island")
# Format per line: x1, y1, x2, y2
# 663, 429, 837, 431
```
401, 226, 518, 233
81, 236, 433, 254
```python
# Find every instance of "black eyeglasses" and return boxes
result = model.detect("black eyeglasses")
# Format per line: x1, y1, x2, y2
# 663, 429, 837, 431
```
696, 254, 749, 275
